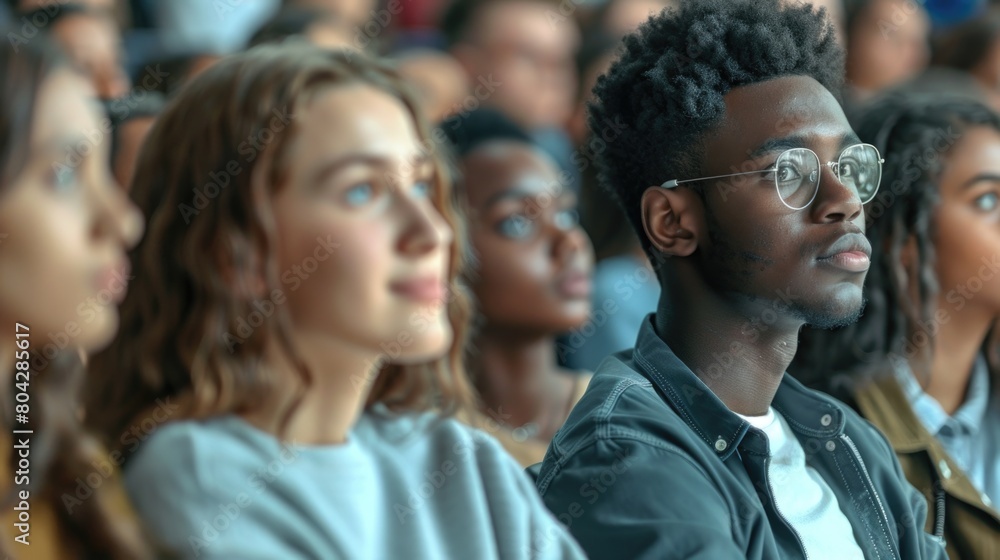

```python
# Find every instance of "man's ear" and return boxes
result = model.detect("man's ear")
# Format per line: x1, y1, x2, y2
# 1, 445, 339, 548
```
641, 186, 701, 258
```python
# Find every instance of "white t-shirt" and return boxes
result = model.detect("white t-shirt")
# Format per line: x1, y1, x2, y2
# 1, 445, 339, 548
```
737, 407, 865, 560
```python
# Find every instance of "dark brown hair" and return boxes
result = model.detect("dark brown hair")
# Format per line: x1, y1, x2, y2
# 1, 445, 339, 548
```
84, 44, 476, 459
0, 34, 150, 559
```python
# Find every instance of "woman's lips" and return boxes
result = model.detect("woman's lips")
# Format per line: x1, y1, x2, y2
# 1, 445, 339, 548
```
95, 260, 130, 302
390, 277, 447, 303
556, 270, 592, 298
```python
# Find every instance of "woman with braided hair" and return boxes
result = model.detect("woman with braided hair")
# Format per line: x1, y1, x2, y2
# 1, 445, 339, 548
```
794, 92, 1000, 558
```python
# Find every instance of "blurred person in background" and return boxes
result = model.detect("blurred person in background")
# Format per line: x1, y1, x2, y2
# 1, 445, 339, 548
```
155, 0, 279, 57
441, 108, 594, 465
106, 91, 164, 190
285, 0, 378, 33
588, 0, 675, 38
248, 6, 358, 50
842, 0, 931, 107
0, 35, 149, 558
565, 29, 660, 371
83, 43, 584, 559
10, 0, 119, 16
794, 93, 1000, 559
442, 0, 581, 190
16, 3, 131, 101
933, 8, 1000, 111
393, 49, 469, 123
133, 52, 221, 99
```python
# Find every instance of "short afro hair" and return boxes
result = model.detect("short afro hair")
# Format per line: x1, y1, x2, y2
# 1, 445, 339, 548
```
589, 0, 843, 255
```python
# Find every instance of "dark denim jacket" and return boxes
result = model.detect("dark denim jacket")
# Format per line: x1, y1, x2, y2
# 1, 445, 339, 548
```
535, 317, 948, 559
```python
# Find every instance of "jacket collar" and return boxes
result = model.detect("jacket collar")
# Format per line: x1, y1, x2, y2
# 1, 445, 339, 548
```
893, 354, 991, 439
631, 315, 846, 460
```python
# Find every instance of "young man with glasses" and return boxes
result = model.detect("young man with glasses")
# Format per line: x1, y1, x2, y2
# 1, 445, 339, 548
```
534, 1, 948, 558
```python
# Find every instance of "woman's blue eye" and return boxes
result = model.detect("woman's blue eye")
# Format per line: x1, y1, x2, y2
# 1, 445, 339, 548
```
497, 215, 534, 239
51, 164, 78, 192
974, 192, 999, 212
554, 209, 579, 230
412, 181, 432, 199
344, 183, 374, 206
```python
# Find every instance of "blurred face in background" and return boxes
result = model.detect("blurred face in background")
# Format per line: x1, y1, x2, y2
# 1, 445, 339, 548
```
305, 18, 358, 50
846, 0, 929, 97
462, 141, 593, 333
0, 69, 143, 354
453, 0, 580, 130
602, 0, 675, 37
289, 0, 377, 32
395, 51, 469, 124
933, 126, 1000, 318
51, 12, 130, 100
569, 51, 615, 147
966, 36, 1000, 111
16, 0, 115, 11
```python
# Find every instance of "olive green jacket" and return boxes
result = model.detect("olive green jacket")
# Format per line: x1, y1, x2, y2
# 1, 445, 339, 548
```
855, 374, 1000, 559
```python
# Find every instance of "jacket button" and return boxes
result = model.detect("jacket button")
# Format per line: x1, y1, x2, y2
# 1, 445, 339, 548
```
939, 460, 952, 479
714, 438, 728, 452
820, 414, 832, 426
825, 441, 836, 451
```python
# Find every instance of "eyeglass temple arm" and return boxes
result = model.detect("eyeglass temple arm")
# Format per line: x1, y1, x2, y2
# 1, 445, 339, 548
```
660, 168, 771, 189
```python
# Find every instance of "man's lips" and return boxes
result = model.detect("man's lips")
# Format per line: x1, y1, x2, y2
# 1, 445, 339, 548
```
817, 233, 872, 273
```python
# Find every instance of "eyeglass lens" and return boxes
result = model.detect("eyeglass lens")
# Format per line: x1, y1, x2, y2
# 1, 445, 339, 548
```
774, 144, 882, 210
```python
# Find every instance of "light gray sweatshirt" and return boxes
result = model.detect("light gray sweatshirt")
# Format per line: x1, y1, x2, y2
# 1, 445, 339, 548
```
124, 407, 584, 559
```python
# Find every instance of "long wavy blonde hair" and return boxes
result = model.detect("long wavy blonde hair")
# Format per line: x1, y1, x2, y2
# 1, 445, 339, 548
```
84, 44, 475, 458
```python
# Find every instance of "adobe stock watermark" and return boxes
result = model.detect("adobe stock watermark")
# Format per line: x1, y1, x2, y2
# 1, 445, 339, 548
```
546, 0, 589, 27
848, 252, 1000, 371
6, 0, 74, 52
223, 234, 342, 352
106, 64, 171, 120
864, 124, 963, 226
178, 106, 293, 225
557, 261, 655, 363
354, 0, 415, 50
693, 286, 799, 385
348, 284, 462, 393
60, 397, 179, 513
187, 443, 301, 557
43, 65, 171, 187
392, 415, 546, 525
27, 267, 133, 373
716, 111, 813, 203
877, 0, 927, 40
376, 72, 504, 192
532, 448, 634, 555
